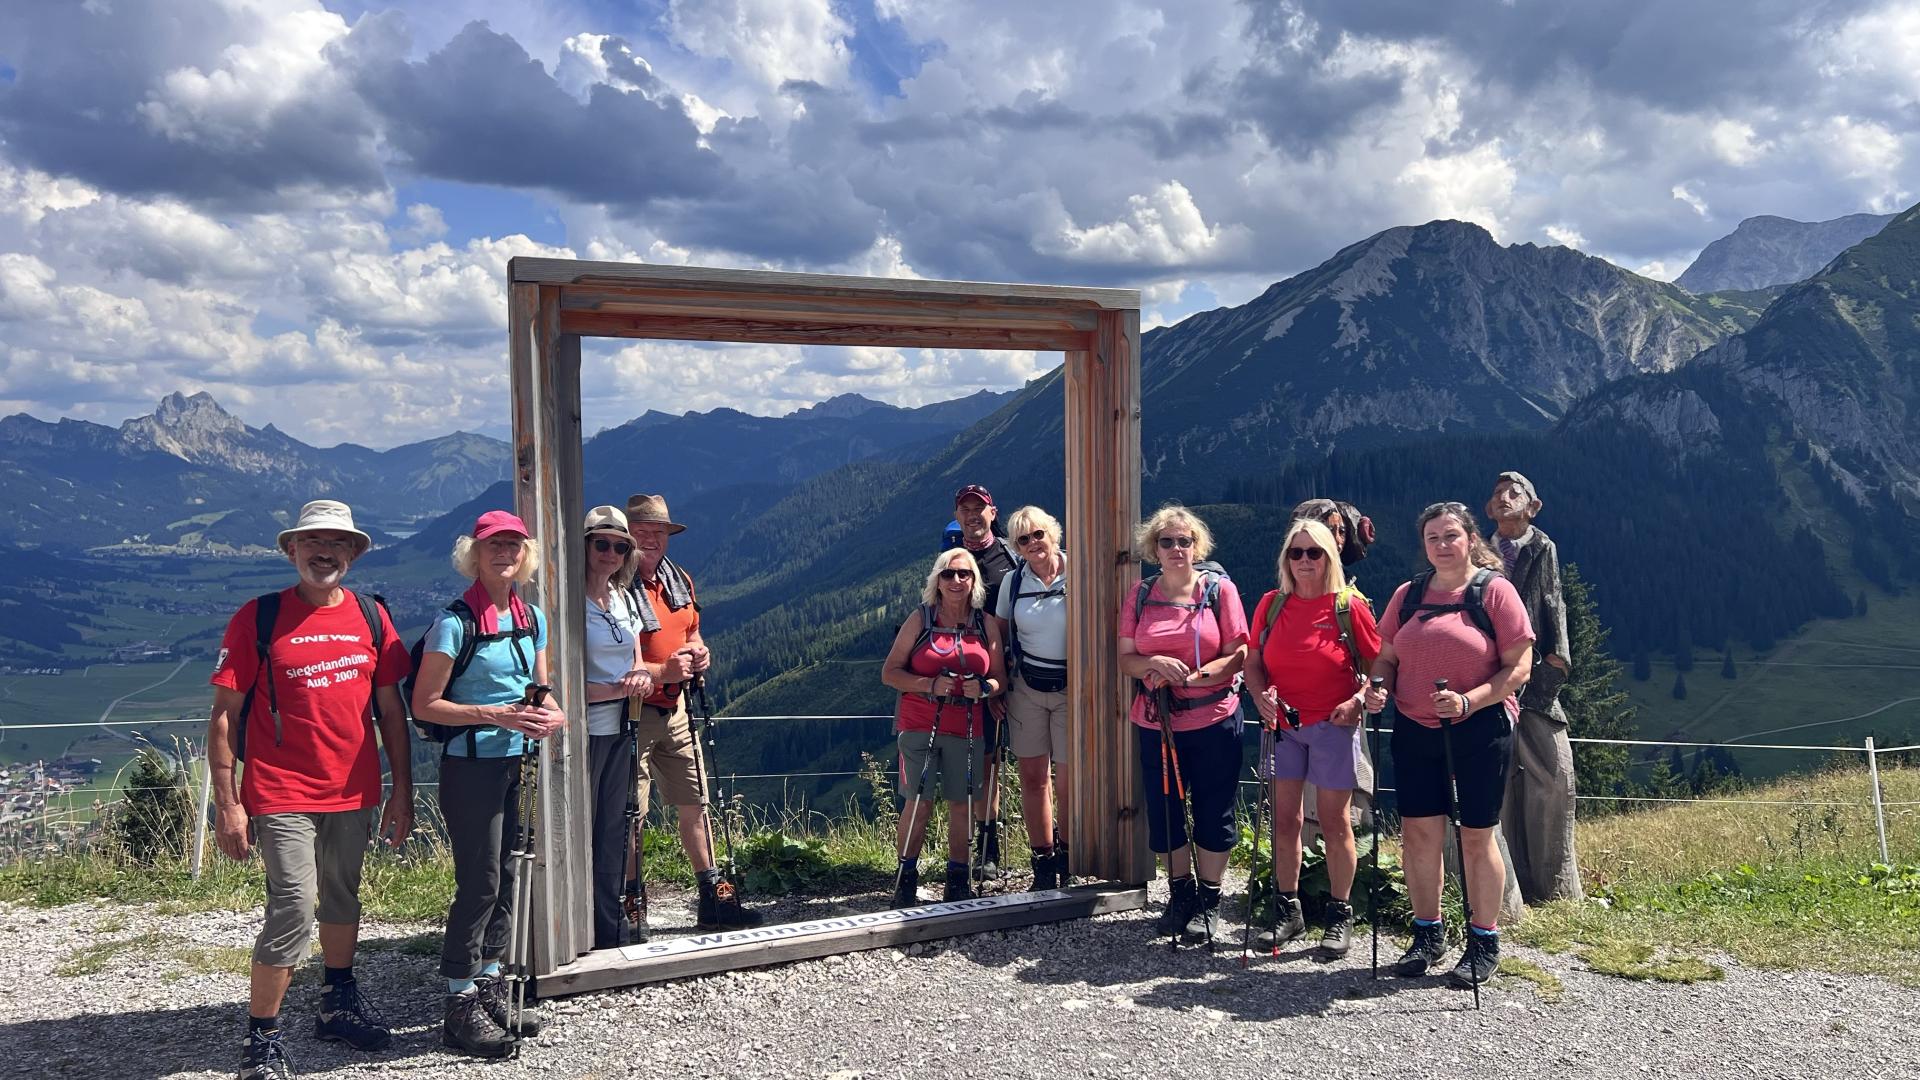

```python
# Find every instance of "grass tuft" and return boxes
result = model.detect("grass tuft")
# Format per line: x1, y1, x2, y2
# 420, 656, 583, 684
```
1496, 955, 1564, 1002
1580, 941, 1725, 983
55, 931, 168, 977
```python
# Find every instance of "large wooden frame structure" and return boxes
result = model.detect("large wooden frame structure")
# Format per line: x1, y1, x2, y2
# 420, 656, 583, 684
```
505, 258, 1145, 990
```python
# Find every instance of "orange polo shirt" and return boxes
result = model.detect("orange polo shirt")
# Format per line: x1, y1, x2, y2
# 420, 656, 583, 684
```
639, 571, 700, 707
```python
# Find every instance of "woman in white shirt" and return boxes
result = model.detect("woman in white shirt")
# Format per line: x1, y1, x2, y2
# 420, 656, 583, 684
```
994, 505, 1070, 889
581, 505, 655, 949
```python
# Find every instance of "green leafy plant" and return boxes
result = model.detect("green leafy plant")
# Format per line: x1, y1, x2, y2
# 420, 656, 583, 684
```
1233, 822, 1407, 925
736, 830, 837, 894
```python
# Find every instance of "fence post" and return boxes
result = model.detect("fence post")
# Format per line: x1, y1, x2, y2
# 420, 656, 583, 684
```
191, 751, 213, 880
1865, 737, 1889, 865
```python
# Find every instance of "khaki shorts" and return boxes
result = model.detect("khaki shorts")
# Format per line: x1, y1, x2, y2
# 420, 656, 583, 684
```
634, 698, 707, 812
1007, 679, 1068, 763
252, 807, 377, 968
897, 730, 987, 804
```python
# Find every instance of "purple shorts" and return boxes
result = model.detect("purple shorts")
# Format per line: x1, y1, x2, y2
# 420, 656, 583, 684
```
1267, 719, 1363, 791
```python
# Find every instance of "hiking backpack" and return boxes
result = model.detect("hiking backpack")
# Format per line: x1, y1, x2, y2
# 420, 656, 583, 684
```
1257, 583, 1373, 680
1130, 562, 1236, 713
910, 603, 991, 698
231, 590, 388, 761
402, 598, 539, 754
1396, 567, 1498, 641
1004, 562, 1067, 693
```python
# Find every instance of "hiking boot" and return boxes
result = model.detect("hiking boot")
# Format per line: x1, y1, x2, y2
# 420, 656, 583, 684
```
1254, 895, 1307, 951
1030, 847, 1059, 891
477, 973, 543, 1038
1054, 840, 1072, 887
623, 881, 651, 944
1394, 921, 1449, 977
1319, 900, 1354, 957
237, 1027, 294, 1080
891, 862, 921, 908
974, 821, 1005, 882
1155, 876, 1198, 939
1449, 930, 1501, 988
942, 862, 974, 902
442, 990, 513, 1058
1181, 880, 1222, 947
696, 877, 765, 929
313, 979, 391, 1052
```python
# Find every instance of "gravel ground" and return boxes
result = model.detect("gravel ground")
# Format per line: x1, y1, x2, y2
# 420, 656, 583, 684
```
6, 886, 1918, 1080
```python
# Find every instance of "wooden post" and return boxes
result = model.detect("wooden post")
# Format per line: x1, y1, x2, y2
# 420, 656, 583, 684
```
1064, 308, 1146, 885
510, 283, 592, 975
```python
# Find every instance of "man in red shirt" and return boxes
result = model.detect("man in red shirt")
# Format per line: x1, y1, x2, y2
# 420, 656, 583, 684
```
626, 493, 761, 929
206, 500, 412, 1080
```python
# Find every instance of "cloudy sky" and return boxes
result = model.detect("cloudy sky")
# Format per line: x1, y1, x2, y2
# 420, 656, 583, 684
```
0, 0, 1914, 446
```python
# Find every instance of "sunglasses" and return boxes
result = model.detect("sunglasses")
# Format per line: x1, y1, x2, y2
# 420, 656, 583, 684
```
589, 537, 633, 556
1156, 536, 1195, 550
938, 568, 975, 582
1287, 546, 1326, 562
1014, 531, 1048, 548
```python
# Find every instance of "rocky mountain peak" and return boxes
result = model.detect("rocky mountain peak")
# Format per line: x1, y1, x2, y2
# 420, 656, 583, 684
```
788, 393, 893, 420
120, 391, 277, 472
1676, 211, 1896, 294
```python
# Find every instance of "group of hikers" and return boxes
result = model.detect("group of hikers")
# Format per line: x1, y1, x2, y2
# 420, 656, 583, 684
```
882, 476, 1581, 982
207, 493, 757, 1077
205, 470, 1582, 1078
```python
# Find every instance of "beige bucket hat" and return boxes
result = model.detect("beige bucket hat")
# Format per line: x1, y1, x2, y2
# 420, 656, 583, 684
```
277, 499, 372, 556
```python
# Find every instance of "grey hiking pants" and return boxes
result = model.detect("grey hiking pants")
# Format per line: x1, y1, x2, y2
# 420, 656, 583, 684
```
1502, 706, 1584, 903
438, 753, 522, 981
588, 730, 636, 950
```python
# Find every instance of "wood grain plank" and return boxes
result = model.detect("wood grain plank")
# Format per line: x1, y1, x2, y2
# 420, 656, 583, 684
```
557, 310, 1090, 352
509, 256, 1138, 310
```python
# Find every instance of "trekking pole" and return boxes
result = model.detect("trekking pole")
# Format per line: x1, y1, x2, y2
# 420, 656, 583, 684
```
621, 708, 647, 940
962, 675, 979, 883
689, 677, 736, 885
894, 673, 952, 904
1366, 675, 1386, 978
1433, 679, 1480, 1010
503, 735, 543, 1051
1242, 721, 1274, 966
1154, 685, 1198, 949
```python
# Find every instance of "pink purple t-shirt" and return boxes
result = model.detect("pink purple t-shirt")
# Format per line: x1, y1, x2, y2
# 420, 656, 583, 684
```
1118, 574, 1249, 732
1377, 574, 1534, 728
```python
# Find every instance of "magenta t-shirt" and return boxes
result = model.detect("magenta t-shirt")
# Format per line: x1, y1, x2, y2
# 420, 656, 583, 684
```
1118, 574, 1249, 732
1377, 574, 1535, 728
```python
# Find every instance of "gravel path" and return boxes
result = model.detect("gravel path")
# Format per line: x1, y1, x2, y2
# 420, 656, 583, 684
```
5, 889, 1917, 1080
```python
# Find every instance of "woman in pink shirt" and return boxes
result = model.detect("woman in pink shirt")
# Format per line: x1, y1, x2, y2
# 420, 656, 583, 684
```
1119, 505, 1249, 947
1363, 502, 1534, 990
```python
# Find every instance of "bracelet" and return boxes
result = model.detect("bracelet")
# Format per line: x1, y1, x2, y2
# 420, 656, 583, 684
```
1457, 690, 1471, 714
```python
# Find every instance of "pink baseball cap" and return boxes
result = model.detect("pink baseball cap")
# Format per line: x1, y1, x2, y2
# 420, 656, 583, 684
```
473, 510, 531, 541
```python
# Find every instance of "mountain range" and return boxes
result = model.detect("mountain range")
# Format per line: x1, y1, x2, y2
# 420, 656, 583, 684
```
1676, 212, 1898, 294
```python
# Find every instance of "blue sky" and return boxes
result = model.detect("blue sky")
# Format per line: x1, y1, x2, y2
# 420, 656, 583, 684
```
0, 0, 1914, 446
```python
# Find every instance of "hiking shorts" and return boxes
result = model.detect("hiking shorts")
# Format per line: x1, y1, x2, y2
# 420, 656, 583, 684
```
1007, 679, 1068, 762
1269, 719, 1364, 791
635, 699, 706, 811
1390, 705, 1512, 829
1137, 718, 1239, 855
897, 730, 987, 804
252, 807, 377, 968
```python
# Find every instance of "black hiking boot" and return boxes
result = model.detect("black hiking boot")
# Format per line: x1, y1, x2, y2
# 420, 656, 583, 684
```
1254, 895, 1306, 951
442, 990, 513, 1058
696, 877, 765, 929
477, 973, 543, 1038
1156, 876, 1198, 940
943, 862, 974, 902
237, 1026, 294, 1080
624, 880, 651, 944
1181, 880, 1222, 947
1319, 900, 1354, 958
1394, 921, 1449, 977
974, 821, 1005, 883
1031, 847, 1059, 891
313, 979, 391, 1052
1054, 839, 1071, 887
1450, 930, 1501, 988
891, 861, 921, 908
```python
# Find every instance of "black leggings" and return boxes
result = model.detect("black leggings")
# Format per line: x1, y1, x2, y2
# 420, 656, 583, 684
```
1390, 705, 1513, 829
1137, 717, 1240, 854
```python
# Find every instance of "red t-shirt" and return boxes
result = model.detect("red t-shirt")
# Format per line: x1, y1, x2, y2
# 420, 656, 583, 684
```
1377, 575, 1534, 728
896, 613, 992, 736
210, 588, 411, 815
639, 572, 701, 708
1250, 589, 1382, 725
1118, 575, 1249, 732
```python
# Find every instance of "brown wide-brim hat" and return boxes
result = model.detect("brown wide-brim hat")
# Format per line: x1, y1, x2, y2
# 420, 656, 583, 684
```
625, 493, 686, 535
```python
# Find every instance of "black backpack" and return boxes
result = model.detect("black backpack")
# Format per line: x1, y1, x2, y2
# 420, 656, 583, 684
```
910, 603, 990, 696
1004, 562, 1067, 693
403, 598, 538, 753
1397, 568, 1498, 641
232, 590, 388, 761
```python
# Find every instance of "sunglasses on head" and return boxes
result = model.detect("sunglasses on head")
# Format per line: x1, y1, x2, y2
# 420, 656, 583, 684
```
1014, 530, 1047, 548
1287, 546, 1326, 562
589, 537, 633, 556
938, 568, 974, 581
1156, 535, 1195, 550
